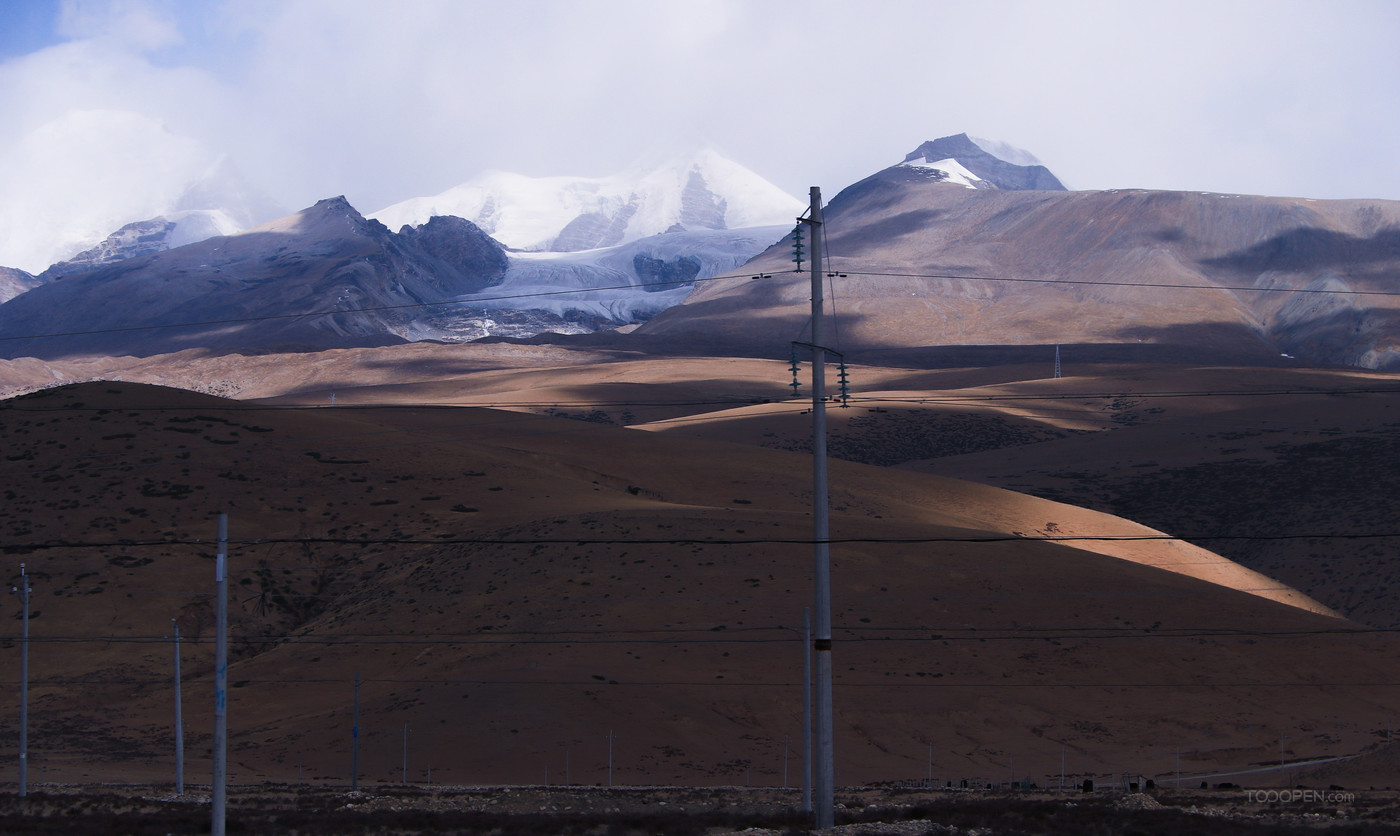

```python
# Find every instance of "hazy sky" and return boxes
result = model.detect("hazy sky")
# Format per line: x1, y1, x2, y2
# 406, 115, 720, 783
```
2, 0, 1399, 271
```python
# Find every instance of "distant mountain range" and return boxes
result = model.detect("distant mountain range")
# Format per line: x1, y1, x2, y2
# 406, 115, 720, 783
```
4, 135, 1400, 369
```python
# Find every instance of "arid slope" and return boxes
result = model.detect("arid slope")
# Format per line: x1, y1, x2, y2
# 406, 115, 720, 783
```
2, 380, 1397, 791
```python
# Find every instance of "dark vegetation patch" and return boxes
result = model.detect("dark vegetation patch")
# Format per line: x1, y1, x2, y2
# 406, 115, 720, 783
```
1029, 432, 1400, 626
0, 787, 1398, 835
768, 410, 1074, 467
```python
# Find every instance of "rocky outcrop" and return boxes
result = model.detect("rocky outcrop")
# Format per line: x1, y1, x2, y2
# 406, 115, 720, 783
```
0, 266, 41, 303
902, 133, 1067, 191
632, 253, 702, 292
678, 169, 727, 230
394, 215, 509, 294
40, 218, 178, 281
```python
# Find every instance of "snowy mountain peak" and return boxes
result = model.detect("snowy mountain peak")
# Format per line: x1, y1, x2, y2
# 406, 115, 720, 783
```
899, 133, 1066, 191
370, 149, 804, 253
39, 209, 244, 281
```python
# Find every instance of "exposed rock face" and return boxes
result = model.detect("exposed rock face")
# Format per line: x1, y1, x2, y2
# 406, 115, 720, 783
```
40, 218, 178, 281
678, 169, 727, 230
549, 200, 638, 251
902, 133, 1067, 191
394, 215, 510, 294
0, 266, 41, 303
632, 253, 702, 293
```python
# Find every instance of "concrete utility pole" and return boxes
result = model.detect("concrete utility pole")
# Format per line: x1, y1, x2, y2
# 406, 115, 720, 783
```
804, 186, 835, 829
15, 564, 31, 798
352, 672, 360, 791
802, 607, 813, 813
173, 619, 184, 796
213, 513, 228, 836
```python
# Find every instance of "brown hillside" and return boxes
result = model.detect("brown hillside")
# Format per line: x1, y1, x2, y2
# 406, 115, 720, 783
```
2, 380, 1398, 792
637, 177, 1400, 368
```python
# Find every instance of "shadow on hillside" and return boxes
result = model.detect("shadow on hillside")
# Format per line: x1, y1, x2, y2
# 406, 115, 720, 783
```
826, 209, 946, 257
1201, 226, 1400, 278
1106, 321, 1293, 366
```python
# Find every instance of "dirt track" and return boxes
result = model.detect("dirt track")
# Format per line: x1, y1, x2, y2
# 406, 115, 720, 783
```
2, 783, 1399, 835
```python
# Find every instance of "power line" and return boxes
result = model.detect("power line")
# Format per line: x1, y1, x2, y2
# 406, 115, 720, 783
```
837, 269, 1400, 299
5, 260, 1400, 346
11, 531, 1400, 551
11, 623, 1400, 646
4, 674, 1396, 689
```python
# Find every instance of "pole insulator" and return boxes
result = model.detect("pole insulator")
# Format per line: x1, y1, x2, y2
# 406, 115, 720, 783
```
788, 349, 802, 396
837, 361, 850, 407
792, 223, 805, 271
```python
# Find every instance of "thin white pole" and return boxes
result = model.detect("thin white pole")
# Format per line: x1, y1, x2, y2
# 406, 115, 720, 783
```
808, 185, 835, 830
212, 513, 228, 836
608, 730, 614, 787
17, 564, 30, 798
174, 620, 184, 795
403, 723, 409, 786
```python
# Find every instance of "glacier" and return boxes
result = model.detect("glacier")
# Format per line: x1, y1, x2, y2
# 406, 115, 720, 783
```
454, 224, 791, 326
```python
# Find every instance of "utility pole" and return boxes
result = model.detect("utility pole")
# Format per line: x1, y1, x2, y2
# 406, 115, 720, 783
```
15, 564, 31, 798
173, 619, 184, 796
802, 607, 812, 813
804, 186, 836, 830
351, 672, 360, 791
212, 513, 228, 836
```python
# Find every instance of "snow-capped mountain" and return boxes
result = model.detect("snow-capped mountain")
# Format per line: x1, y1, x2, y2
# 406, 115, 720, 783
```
897, 133, 1067, 191
371, 148, 804, 252
39, 210, 243, 281
640, 139, 1400, 370
0, 147, 803, 353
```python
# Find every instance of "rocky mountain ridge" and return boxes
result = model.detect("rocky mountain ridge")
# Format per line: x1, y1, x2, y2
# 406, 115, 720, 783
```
637, 164, 1400, 369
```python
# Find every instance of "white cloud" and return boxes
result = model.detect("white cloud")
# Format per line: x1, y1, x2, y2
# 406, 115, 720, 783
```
56, 0, 183, 51
2, 0, 1400, 271
0, 109, 221, 271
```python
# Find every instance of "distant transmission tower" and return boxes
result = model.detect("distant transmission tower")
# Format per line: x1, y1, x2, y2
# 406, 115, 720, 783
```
1054, 345, 1062, 379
